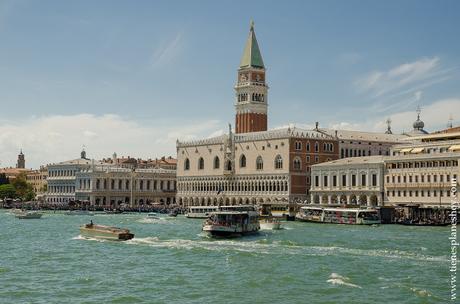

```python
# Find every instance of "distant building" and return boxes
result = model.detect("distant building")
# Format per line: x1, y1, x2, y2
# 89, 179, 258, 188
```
16, 150, 25, 169
46, 149, 103, 204
315, 124, 408, 158
385, 131, 460, 208
404, 107, 429, 136
310, 156, 385, 206
26, 166, 48, 197
75, 165, 176, 207
0, 167, 31, 180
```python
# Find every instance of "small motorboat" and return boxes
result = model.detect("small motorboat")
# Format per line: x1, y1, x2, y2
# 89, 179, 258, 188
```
65, 210, 94, 216
15, 211, 43, 219
104, 209, 123, 214
79, 222, 134, 241
260, 218, 282, 230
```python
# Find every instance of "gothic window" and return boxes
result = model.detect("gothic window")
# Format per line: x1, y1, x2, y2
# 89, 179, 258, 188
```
314, 142, 319, 152
198, 157, 204, 170
226, 161, 232, 171
306, 142, 310, 151
295, 141, 302, 150
275, 155, 283, 169
213, 156, 220, 169
256, 156, 263, 170
240, 154, 247, 168
293, 157, 302, 170
184, 158, 190, 171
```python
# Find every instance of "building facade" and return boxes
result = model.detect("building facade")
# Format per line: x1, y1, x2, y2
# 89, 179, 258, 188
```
26, 166, 48, 197
310, 156, 385, 206
75, 165, 176, 207
384, 131, 460, 208
46, 150, 99, 204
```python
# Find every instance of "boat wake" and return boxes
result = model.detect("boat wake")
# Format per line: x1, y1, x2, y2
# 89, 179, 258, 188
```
123, 237, 448, 263
72, 235, 107, 243
327, 273, 362, 289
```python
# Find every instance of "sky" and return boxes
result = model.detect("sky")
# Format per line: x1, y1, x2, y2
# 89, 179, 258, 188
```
1, 0, 460, 168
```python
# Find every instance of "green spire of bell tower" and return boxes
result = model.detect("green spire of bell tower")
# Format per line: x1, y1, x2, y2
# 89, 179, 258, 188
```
239, 20, 265, 69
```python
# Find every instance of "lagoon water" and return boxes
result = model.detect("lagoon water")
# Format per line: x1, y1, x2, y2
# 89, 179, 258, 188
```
0, 210, 452, 303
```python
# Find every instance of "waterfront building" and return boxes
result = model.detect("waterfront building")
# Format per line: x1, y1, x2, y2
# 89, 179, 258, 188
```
26, 166, 48, 198
75, 165, 176, 207
315, 123, 408, 158
46, 150, 103, 204
101, 154, 177, 170
0, 167, 31, 180
176, 22, 339, 207
384, 131, 460, 208
310, 156, 385, 206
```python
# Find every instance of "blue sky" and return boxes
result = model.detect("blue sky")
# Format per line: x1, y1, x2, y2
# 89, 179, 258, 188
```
1, 0, 460, 168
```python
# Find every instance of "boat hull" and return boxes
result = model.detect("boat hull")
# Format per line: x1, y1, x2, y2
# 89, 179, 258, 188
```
79, 225, 134, 241
16, 212, 43, 219
202, 224, 259, 237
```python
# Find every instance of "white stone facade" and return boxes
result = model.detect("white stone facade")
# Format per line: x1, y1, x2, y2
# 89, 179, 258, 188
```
310, 156, 385, 206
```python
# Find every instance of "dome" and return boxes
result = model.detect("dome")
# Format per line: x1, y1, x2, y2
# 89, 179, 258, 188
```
413, 117, 425, 130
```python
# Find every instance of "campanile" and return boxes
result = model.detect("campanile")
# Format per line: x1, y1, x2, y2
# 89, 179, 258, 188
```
235, 21, 268, 134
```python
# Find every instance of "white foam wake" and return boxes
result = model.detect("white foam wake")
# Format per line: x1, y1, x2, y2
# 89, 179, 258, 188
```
327, 273, 362, 289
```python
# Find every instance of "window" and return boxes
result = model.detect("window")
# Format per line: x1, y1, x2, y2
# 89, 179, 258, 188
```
372, 174, 377, 186
306, 156, 310, 163
361, 174, 366, 186
315, 175, 319, 187
275, 155, 283, 169
198, 157, 204, 170
295, 141, 302, 150
342, 175, 347, 187
314, 156, 319, 163
323, 175, 328, 187
352, 175, 356, 187
314, 142, 319, 152
256, 156, 263, 170
293, 157, 301, 170
240, 154, 246, 168
184, 158, 190, 171
213, 156, 220, 169
306, 142, 310, 151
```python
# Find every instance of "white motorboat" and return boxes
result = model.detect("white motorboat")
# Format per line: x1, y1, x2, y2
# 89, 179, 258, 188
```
202, 205, 260, 237
65, 210, 94, 216
15, 211, 43, 219
186, 206, 219, 219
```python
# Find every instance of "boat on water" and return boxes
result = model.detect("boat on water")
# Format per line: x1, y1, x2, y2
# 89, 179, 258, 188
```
259, 202, 298, 221
65, 210, 94, 216
186, 206, 219, 219
260, 218, 282, 230
202, 205, 260, 237
296, 206, 381, 225
79, 222, 134, 241
104, 209, 123, 214
15, 211, 43, 219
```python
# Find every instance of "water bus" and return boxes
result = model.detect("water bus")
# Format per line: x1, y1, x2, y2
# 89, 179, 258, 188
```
202, 205, 260, 237
260, 217, 282, 230
186, 206, 219, 219
259, 202, 298, 220
296, 206, 380, 225
79, 222, 134, 241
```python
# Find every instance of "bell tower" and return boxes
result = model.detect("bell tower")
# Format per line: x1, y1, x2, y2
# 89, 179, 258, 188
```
235, 21, 268, 134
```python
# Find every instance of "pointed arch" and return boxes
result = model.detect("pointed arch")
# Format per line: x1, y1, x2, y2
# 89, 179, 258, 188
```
240, 154, 247, 168
256, 156, 263, 170
213, 156, 220, 169
274, 154, 283, 169
184, 158, 190, 171
198, 157, 204, 170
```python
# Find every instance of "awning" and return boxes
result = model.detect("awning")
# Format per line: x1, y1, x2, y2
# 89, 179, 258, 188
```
411, 147, 424, 153
400, 148, 412, 153
448, 145, 460, 151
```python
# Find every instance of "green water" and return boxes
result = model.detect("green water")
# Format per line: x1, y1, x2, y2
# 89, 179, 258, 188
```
0, 210, 453, 303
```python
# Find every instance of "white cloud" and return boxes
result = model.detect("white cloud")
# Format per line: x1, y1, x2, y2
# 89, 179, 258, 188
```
0, 114, 221, 168
354, 57, 451, 98
325, 98, 460, 134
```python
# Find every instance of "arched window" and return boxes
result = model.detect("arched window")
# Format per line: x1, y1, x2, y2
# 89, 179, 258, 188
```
293, 157, 302, 170
275, 155, 283, 169
226, 161, 232, 171
295, 141, 302, 150
184, 158, 190, 171
240, 154, 247, 168
213, 156, 220, 169
256, 156, 263, 170
314, 142, 319, 152
306, 142, 310, 151
198, 157, 204, 170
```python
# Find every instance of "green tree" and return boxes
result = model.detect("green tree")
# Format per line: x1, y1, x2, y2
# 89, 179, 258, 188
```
11, 173, 35, 200
0, 184, 16, 199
